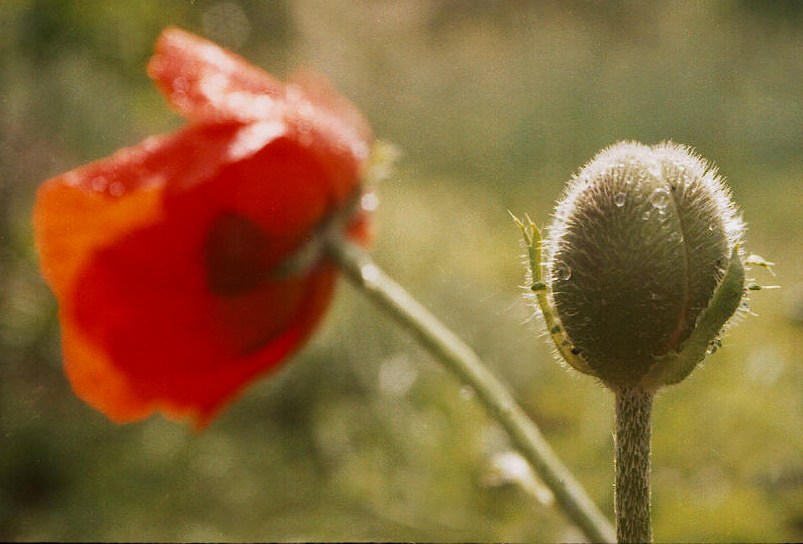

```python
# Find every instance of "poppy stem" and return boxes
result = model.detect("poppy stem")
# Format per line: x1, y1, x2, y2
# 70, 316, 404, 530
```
614, 387, 654, 543
327, 238, 616, 543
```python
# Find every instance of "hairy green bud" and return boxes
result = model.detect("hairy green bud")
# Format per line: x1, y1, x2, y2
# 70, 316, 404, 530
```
526, 141, 748, 391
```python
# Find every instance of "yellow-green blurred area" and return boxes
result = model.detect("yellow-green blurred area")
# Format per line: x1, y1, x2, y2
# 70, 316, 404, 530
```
1, 1, 801, 541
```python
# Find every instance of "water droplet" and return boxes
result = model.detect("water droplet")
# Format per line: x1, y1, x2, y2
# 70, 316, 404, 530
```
91, 176, 108, 192
553, 261, 572, 281
378, 355, 417, 398
650, 187, 670, 209
360, 191, 379, 212
614, 192, 626, 207
667, 231, 683, 243
171, 77, 189, 103
641, 210, 652, 221
360, 263, 380, 286
173, 77, 189, 93
459, 386, 475, 401
108, 181, 124, 197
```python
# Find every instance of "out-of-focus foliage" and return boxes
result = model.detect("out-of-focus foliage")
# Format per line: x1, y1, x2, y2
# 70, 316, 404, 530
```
1, 1, 800, 541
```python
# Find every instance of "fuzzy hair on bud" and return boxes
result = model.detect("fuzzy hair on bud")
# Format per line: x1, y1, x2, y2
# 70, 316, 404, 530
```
542, 141, 746, 390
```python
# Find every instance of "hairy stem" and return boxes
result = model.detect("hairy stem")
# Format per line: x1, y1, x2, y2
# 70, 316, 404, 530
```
614, 386, 654, 543
327, 238, 615, 543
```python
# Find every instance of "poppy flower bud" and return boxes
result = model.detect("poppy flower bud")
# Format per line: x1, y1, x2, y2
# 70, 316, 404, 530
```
525, 141, 747, 391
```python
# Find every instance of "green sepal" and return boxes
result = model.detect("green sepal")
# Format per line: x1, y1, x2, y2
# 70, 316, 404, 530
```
642, 245, 746, 389
511, 213, 597, 377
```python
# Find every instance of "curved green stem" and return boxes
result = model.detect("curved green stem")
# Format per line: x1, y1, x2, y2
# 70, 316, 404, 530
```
614, 387, 654, 543
327, 239, 615, 543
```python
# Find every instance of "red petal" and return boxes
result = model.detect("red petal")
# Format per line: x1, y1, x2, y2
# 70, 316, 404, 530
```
148, 26, 285, 122
33, 121, 271, 300
148, 27, 372, 203
69, 212, 337, 425
37, 128, 357, 424
35, 27, 375, 426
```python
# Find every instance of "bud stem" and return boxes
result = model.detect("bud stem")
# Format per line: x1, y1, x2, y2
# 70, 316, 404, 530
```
614, 386, 654, 543
327, 238, 616, 543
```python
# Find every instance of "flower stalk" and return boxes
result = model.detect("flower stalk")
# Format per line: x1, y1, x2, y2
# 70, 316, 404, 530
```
614, 387, 654, 543
327, 237, 616, 543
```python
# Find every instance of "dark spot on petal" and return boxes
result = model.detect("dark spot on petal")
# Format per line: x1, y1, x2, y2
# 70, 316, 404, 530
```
204, 212, 271, 296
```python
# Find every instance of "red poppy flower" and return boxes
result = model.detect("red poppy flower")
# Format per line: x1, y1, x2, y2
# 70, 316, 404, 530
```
33, 27, 374, 427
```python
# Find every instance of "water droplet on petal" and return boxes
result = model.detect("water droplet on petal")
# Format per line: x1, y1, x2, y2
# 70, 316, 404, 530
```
171, 77, 190, 104
553, 261, 572, 281
650, 187, 670, 209
174, 76, 189, 93
108, 181, 124, 197
614, 192, 626, 207
91, 176, 108, 192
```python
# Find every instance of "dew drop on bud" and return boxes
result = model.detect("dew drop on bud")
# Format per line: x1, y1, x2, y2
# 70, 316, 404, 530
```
553, 261, 572, 281
650, 187, 670, 209
614, 192, 626, 207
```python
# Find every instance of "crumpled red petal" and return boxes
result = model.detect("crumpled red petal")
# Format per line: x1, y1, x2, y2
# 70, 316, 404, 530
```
34, 27, 373, 426
149, 27, 371, 201
148, 26, 284, 122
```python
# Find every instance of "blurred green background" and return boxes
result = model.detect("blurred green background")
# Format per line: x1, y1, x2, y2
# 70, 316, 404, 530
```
1, 1, 801, 541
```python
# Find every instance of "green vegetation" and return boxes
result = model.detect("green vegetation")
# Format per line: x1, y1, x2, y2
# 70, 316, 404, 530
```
1, 2, 800, 541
